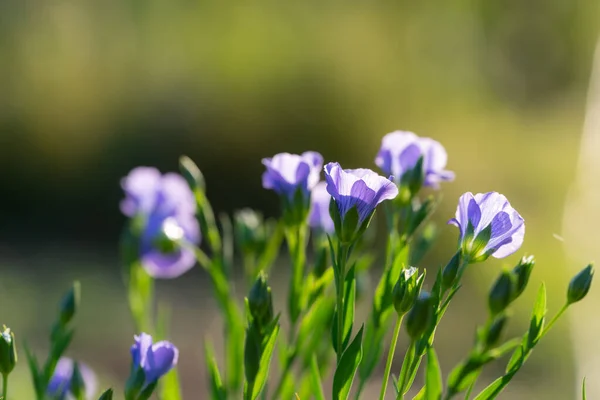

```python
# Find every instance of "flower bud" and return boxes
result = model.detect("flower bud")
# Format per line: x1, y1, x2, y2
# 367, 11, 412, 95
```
234, 209, 267, 256
488, 270, 516, 316
179, 155, 206, 192
484, 314, 508, 350
248, 272, 274, 329
393, 267, 422, 315
406, 291, 434, 340
59, 281, 80, 326
0, 326, 17, 376
70, 362, 86, 399
567, 264, 594, 305
442, 251, 461, 290
402, 156, 425, 198
511, 255, 535, 299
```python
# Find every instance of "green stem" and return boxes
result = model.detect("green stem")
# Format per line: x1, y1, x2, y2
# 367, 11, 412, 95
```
396, 341, 415, 400
379, 315, 403, 400
2, 373, 6, 400
541, 304, 569, 337
336, 243, 350, 362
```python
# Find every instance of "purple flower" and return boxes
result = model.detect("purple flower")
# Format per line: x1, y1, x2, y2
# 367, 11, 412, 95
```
449, 192, 525, 261
47, 357, 97, 400
324, 163, 398, 232
308, 181, 334, 234
131, 333, 179, 387
375, 131, 454, 188
262, 152, 323, 201
121, 167, 200, 278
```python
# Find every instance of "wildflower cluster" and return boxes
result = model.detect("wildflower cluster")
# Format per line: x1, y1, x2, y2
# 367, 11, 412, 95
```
1, 130, 593, 400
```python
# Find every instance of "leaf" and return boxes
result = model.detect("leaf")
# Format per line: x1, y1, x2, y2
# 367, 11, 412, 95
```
204, 339, 227, 400
246, 323, 281, 400
425, 347, 442, 400
310, 355, 326, 400
159, 369, 182, 400
583, 377, 587, 400
98, 389, 114, 400
257, 221, 285, 274
297, 297, 335, 364
218, 212, 234, 277
527, 283, 546, 349
332, 325, 364, 400
472, 373, 514, 400
331, 265, 356, 354
413, 387, 426, 400
24, 342, 44, 398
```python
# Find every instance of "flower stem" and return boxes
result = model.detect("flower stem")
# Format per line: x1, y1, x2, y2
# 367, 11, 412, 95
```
396, 341, 416, 400
336, 243, 350, 362
541, 303, 569, 337
2, 373, 7, 400
379, 315, 403, 400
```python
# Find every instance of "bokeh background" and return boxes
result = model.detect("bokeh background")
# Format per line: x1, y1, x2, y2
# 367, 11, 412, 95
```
1, 1, 599, 398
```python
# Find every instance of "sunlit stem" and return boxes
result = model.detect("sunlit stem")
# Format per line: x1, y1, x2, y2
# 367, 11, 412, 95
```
2, 373, 7, 400
541, 303, 569, 337
336, 243, 350, 363
379, 315, 404, 400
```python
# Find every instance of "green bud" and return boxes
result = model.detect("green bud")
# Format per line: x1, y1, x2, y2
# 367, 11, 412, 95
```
393, 267, 422, 315
70, 362, 86, 399
0, 326, 17, 376
281, 187, 310, 227
406, 291, 434, 340
442, 251, 461, 290
179, 155, 206, 192
567, 264, 594, 305
484, 314, 508, 350
511, 255, 535, 299
234, 209, 267, 256
488, 270, 516, 316
248, 272, 274, 329
59, 281, 80, 327
98, 389, 114, 400
400, 156, 424, 198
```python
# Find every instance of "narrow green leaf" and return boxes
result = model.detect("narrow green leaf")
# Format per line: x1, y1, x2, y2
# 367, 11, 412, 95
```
155, 304, 182, 400
331, 265, 356, 354
472, 373, 514, 400
413, 386, 426, 400
204, 339, 227, 400
527, 283, 546, 349
257, 221, 285, 275
250, 323, 281, 400
332, 325, 364, 400
425, 347, 442, 400
98, 388, 114, 400
310, 355, 326, 400
582, 377, 587, 400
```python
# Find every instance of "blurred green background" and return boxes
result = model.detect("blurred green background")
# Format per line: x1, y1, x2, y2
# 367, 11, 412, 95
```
1, 1, 598, 398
